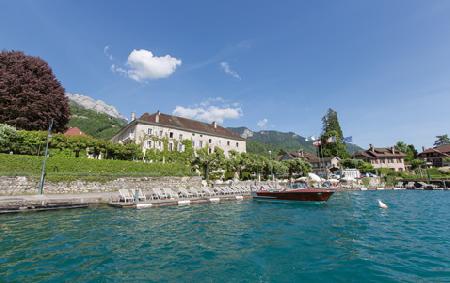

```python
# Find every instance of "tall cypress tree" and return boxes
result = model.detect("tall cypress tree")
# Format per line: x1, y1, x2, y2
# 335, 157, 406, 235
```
320, 108, 348, 158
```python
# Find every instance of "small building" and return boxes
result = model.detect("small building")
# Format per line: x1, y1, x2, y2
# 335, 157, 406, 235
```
279, 150, 340, 176
111, 111, 246, 156
418, 144, 450, 167
341, 168, 361, 179
354, 144, 406, 172
64, 127, 86, 137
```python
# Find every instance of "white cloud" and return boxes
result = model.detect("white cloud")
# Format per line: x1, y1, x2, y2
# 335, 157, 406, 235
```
173, 98, 242, 124
126, 49, 181, 81
257, 118, 268, 128
104, 45, 113, 60
110, 49, 182, 82
220, 61, 241, 80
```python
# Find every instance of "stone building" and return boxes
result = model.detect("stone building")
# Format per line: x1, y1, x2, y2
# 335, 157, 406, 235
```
354, 144, 406, 172
111, 111, 246, 156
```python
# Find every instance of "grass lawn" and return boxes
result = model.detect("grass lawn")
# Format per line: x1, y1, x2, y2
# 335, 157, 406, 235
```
0, 153, 192, 182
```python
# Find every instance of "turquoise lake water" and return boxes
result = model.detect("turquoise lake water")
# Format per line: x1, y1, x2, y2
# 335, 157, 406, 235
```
1, 191, 450, 282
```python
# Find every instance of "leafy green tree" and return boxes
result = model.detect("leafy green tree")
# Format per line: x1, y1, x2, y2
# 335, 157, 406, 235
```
395, 141, 418, 163
0, 124, 19, 153
410, 159, 425, 170
434, 134, 450, 147
341, 158, 374, 173
192, 147, 226, 180
320, 108, 348, 158
272, 160, 289, 178
283, 158, 311, 178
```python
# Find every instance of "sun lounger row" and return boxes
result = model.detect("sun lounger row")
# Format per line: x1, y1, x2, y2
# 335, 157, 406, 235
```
118, 186, 253, 202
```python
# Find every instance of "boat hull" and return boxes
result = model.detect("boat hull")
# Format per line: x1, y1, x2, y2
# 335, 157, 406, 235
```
253, 189, 334, 202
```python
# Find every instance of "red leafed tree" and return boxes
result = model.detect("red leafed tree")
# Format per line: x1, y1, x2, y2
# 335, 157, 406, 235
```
0, 50, 70, 132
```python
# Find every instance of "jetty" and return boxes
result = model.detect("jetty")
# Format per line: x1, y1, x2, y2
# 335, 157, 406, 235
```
0, 192, 113, 214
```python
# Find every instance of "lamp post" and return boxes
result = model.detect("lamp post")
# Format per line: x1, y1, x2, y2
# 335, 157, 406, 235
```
269, 150, 274, 181
38, 119, 53, 195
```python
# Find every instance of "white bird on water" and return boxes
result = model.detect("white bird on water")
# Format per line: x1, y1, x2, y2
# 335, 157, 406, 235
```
378, 200, 388, 209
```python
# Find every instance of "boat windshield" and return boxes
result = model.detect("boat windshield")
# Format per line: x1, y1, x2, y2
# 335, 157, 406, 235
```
289, 181, 308, 189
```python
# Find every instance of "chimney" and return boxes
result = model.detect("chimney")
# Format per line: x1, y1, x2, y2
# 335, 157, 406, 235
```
131, 112, 136, 122
390, 146, 395, 154
155, 110, 160, 123
422, 146, 425, 152
212, 121, 217, 129
369, 144, 374, 152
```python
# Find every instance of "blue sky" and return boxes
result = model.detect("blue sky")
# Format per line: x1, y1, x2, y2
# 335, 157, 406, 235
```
1, 0, 449, 148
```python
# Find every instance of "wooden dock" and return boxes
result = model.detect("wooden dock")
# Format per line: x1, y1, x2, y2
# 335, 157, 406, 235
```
109, 195, 252, 209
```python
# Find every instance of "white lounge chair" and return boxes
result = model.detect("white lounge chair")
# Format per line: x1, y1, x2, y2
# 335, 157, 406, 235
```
179, 188, 194, 198
119, 189, 134, 203
202, 187, 216, 196
163, 188, 178, 199
135, 188, 147, 201
152, 188, 168, 199
189, 187, 205, 197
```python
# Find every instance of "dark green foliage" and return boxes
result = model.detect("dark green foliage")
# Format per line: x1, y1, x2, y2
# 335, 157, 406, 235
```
0, 51, 70, 132
68, 101, 127, 140
341, 158, 374, 173
320, 109, 349, 158
395, 141, 418, 163
434, 134, 450, 147
284, 158, 311, 178
0, 153, 191, 182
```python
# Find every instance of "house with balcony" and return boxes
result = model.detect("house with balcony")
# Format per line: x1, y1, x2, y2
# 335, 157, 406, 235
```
353, 144, 406, 172
418, 144, 450, 167
111, 111, 246, 156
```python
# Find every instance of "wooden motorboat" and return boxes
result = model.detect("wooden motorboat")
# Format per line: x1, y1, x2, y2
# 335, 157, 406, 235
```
252, 181, 334, 202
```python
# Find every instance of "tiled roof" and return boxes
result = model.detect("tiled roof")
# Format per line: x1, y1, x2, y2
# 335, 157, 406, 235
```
418, 144, 450, 157
354, 147, 406, 159
281, 151, 320, 163
64, 127, 86, 137
137, 112, 245, 141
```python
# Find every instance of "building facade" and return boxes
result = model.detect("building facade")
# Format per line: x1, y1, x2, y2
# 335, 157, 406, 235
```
418, 144, 450, 167
111, 111, 246, 156
354, 144, 406, 172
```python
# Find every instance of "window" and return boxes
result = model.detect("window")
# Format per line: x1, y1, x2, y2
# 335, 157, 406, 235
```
208, 148, 212, 154
192, 141, 196, 147
159, 130, 163, 137
147, 128, 152, 135
179, 134, 183, 140
199, 141, 203, 147
200, 134, 203, 137
169, 132, 174, 138
209, 139, 212, 144
178, 143, 184, 152
147, 141, 152, 148
192, 133, 195, 136
236, 142, 239, 147
227, 141, 230, 146
169, 143, 173, 151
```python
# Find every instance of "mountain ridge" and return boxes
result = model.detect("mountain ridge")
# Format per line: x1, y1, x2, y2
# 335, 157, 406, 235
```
227, 126, 363, 156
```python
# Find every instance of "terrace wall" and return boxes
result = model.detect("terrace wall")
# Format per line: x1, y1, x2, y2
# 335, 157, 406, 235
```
0, 176, 203, 196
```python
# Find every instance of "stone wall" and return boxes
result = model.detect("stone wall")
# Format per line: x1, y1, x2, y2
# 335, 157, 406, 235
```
0, 176, 203, 196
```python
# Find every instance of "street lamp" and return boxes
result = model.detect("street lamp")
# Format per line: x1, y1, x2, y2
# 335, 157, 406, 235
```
269, 150, 274, 181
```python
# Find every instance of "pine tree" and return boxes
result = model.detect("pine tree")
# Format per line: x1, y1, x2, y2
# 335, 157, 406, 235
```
434, 134, 450, 147
0, 51, 70, 132
320, 108, 348, 158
